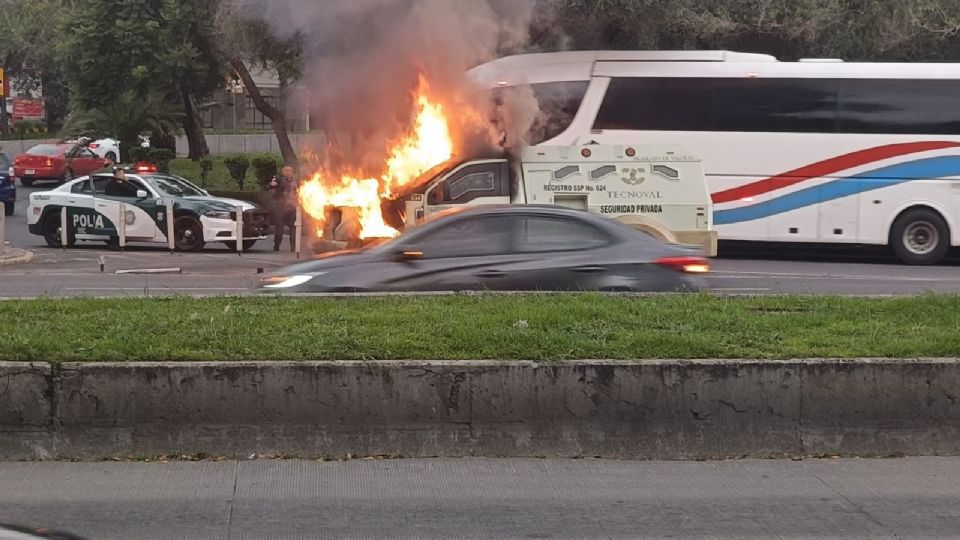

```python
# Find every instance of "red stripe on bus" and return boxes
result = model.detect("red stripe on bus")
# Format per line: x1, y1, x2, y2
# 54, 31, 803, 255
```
711, 141, 960, 204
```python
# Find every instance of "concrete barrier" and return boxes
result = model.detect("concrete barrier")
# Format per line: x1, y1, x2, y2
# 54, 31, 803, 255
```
1, 360, 959, 461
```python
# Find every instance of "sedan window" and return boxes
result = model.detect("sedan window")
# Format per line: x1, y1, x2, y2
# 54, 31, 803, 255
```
416, 216, 513, 259
514, 216, 611, 253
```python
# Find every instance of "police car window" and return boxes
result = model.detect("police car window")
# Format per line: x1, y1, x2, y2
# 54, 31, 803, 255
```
145, 175, 205, 197
416, 216, 513, 259
91, 177, 112, 194
71, 180, 93, 194
515, 216, 610, 253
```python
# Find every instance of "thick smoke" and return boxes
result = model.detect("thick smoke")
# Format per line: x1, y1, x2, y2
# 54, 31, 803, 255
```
247, 0, 541, 175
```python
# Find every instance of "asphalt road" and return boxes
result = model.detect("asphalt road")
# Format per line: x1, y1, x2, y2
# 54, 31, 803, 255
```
5, 183, 960, 297
3, 457, 959, 539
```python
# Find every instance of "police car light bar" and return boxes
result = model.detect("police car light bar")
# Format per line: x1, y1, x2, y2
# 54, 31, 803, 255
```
133, 163, 158, 173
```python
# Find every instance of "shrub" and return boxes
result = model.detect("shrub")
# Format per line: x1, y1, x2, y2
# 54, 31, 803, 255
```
150, 132, 177, 151
13, 120, 45, 138
222, 154, 250, 190
129, 148, 176, 173
250, 153, 280, 189
199, 159, 213, 187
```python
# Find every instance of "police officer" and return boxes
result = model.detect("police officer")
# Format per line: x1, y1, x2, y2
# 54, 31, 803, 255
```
269, 165, 299, 252
105, 166, 139, 198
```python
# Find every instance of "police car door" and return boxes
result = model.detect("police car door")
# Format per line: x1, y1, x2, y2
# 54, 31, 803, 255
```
63, 178, 104, 241
91, 175, 160, 240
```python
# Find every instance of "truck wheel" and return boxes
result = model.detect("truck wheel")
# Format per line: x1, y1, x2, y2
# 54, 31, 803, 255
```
890, 208, 950, 265
105, 151, 117, 163
224, 240, 257, 251
43, 212, 75, 248
174, 216, 205, 252
4, 201, 13, 217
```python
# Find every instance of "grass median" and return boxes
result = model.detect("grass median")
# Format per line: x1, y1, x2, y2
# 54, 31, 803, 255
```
1, 294, 959, 362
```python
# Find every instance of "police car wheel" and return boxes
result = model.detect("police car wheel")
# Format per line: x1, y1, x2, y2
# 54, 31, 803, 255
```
42, 212, 75, 248
173, 216, 205, 252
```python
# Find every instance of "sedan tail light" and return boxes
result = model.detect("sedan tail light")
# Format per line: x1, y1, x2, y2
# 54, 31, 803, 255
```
45, 158, 53, 167
14, 157, 21, 166
655, 256, 710, 274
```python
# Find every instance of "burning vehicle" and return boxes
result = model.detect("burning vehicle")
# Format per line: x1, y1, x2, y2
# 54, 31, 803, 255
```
293, 76, 715, 257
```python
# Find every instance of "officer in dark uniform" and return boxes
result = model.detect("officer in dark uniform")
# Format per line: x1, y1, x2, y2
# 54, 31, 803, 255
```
269, 165, 299, 251
105, 167, 139, 198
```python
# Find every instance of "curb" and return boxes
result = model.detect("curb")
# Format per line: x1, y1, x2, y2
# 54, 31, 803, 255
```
0, 247, 35, 266
2, 359, 959, 461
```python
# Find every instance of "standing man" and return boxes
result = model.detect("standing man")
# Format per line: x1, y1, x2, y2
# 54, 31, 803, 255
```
269, 165, 299, 252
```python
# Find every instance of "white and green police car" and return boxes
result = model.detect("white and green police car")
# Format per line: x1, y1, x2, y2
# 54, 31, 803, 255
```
27, 167, 270, 251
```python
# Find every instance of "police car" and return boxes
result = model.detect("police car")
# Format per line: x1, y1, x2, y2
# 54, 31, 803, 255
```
27, 164, 270, 251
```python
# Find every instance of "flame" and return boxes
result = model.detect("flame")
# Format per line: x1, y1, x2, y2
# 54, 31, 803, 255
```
299, 76, 454, 240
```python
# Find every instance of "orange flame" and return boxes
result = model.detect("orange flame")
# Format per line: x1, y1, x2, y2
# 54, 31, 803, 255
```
299, 76, 454, 240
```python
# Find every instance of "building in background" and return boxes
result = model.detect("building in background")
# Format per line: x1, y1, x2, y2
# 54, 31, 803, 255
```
199, 68, 313, 133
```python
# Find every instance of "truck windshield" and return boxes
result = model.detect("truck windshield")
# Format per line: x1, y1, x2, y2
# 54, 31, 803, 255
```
395, 159, 460, 197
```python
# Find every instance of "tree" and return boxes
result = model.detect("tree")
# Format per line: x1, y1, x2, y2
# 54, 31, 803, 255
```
62, 91, 182, 162
0, 0, 73, 135
215, 2, 302, 167
155, 0, 229, 159
59, 0, 226, 159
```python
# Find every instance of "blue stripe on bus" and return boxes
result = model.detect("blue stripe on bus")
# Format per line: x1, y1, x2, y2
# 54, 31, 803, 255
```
714, 156, 960, 225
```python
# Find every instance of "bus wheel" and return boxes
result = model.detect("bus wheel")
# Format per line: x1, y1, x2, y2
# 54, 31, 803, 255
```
890, 208, 950, 265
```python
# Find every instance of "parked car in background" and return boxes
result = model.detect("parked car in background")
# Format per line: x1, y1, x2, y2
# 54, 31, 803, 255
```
13, 144, 111, 187
84, 136, 150, 163
260, 205, 710, 293
1, 152, 15, 216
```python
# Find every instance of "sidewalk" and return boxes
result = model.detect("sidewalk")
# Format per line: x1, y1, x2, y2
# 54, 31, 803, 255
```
0, 244, 34, 266
2, 457, 957, 540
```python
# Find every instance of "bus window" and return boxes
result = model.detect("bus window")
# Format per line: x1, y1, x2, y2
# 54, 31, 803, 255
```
593, 77, 839, 133
838, 79, 960, 135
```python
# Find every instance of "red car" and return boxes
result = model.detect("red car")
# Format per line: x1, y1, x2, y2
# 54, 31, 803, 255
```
13, 143, 111, 187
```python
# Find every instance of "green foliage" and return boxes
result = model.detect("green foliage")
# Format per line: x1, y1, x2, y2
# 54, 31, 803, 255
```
131, 148, 176, 172
199, 158, 214, 187
2, 295, 960, 361
150, 132, 178, 151
250, 153, 280, 189
62, 91, 182, 162
12, 120, 45, 138
537, 0, 960, 62
222, 154, 251, 190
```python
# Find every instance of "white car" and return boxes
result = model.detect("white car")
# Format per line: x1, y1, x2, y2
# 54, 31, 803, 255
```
27, 166, 269, 251
84, 136, 151, 163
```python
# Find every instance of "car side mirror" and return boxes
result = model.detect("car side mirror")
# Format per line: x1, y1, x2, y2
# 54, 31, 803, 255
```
393, 245, 423, 262
136, 190, 148, 199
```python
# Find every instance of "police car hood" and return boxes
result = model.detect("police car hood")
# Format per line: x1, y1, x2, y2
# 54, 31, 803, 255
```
184, 196, 259, 211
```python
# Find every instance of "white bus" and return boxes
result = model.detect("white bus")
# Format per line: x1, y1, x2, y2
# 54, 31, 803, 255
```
468, 51, 960, 264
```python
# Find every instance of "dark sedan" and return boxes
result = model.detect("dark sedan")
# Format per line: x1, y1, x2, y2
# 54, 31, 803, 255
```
259, 205, 710, 293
